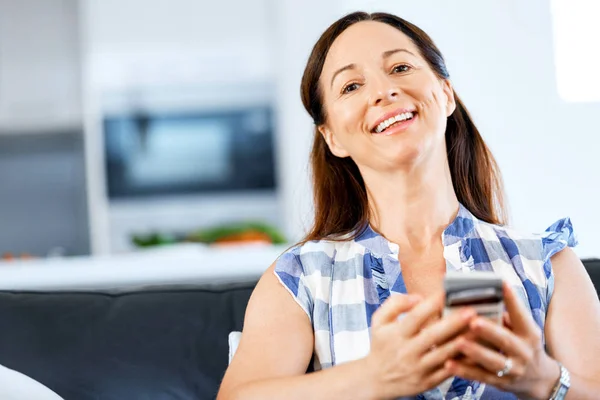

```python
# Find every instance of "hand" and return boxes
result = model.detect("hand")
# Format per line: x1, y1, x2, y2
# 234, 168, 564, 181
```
364, 292, 478, 400
445, 282, 561, 400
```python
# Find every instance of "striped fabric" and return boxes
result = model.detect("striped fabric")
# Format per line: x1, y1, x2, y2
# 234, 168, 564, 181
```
274, 203, 577, 399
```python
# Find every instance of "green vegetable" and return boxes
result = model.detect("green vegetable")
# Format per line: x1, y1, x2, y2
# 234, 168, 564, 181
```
131, 232, 178, 247
186, 222, 286, 244
131, 221, 286, 247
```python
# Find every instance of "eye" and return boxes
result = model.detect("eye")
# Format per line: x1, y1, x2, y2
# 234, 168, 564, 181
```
341, 82, 361, 94
391, 64, 412, 74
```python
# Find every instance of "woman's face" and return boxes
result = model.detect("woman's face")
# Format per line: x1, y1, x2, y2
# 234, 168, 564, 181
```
318, 21, 456, 172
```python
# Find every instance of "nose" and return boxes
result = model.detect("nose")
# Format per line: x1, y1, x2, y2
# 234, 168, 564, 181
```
370, 77, 400, 107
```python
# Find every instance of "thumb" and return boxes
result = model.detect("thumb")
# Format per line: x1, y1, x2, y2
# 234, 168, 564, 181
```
371, 293, 421, 327
503, 282, 537, 334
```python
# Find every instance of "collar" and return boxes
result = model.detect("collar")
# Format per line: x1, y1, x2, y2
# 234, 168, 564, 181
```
355, 202, 477, 257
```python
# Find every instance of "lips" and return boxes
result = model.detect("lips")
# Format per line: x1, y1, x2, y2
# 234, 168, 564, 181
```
370, 108, 417, 134
374, 111, 416, 133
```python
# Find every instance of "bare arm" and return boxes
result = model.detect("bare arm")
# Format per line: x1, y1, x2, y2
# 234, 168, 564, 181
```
217, 262, 474, 400
216, 263, 379, 400
545, 248, 600, 399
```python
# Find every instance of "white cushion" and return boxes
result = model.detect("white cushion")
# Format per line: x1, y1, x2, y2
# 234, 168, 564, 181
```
228, 331, 242, 364
0, 365, 63, 400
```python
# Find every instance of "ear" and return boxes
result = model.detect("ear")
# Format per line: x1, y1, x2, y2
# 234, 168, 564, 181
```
441, 79, 456, 117
318, 125, 350, 158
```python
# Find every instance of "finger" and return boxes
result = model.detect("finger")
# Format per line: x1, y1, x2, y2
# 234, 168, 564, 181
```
502, 312, 512, 330
398, 291, 445, 336
423, 366, 455, 390
456, 337, 524, 377
413, 307, 477, 351
420, 336, 463, 370
503, 282, 538, 335
371, 293, 421, 327
445, 359, 506, 388
469, 316, 531, 358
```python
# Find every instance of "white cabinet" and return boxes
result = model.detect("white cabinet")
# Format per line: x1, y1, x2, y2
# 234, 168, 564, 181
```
82, 0, 273, 90
0, 0, 81, 133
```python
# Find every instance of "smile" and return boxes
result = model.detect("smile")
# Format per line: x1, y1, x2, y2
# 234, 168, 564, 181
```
374, 111, 416, 134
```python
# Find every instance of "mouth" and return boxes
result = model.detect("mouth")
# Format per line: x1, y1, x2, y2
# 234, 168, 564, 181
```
371, 110, 417, 134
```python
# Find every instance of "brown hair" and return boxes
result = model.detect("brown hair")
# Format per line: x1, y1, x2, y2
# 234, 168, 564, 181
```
300, 11, 507, 242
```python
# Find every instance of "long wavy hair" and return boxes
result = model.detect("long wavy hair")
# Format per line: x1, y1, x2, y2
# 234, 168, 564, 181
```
299, 11, 507, 242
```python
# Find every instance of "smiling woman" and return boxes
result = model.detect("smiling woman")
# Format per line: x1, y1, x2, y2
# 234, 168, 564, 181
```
217, 11, 600, 400
301, 13, 506, 242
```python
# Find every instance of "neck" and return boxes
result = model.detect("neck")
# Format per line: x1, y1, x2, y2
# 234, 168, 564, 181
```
363, 157, 459, 253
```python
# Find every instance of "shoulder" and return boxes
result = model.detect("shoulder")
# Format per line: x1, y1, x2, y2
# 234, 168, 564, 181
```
473, 218, 578, 328
275, 238, 365, 275
272, 240, 336, 294
272, 238, 368, 298
271, 238, 357, 321
473, 217, 577, 263
468, 217, 577, 294
275, 240, 334, 274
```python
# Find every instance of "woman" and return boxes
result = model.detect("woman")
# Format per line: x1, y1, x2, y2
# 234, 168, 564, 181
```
218, 11, 600, 400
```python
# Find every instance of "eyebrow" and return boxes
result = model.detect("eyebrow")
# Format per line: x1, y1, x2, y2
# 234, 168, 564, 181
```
382, 48, 416, 59
329, 48, 416, 89
330, 64, 356, 89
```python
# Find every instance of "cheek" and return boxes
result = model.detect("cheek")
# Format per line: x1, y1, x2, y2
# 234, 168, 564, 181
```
415, 91, 448, 127
402, 75, 446, 114
330, 100, 366, 133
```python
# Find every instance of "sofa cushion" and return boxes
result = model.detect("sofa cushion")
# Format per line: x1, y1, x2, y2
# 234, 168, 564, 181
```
0, 284, 255, 400
0, 259, 597, 400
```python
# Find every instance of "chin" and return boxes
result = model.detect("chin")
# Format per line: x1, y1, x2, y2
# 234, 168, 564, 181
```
390, 149, 425, 168
385, 137, 432, 167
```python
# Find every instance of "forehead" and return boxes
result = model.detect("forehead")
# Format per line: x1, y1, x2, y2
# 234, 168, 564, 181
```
322, 21, 418, 73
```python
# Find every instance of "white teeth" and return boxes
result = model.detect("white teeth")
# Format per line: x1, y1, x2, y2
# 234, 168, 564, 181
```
375, 112, 414, 133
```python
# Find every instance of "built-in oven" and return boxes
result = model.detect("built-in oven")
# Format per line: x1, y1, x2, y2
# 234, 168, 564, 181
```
103, 106, 276, 198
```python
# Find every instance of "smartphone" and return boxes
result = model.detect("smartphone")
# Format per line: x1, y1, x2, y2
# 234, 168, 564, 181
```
443, 271, 504, 324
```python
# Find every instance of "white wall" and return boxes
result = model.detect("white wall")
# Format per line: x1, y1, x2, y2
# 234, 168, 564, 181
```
270, 1, 346, 244
0, 0, 82, 132
78, 0, 599, 257
274, 0, 599, 257
551, 0, 600, 102
83, 0, 273, 89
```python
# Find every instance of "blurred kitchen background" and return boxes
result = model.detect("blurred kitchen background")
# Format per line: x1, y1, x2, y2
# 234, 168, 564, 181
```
0, 0, 598, 261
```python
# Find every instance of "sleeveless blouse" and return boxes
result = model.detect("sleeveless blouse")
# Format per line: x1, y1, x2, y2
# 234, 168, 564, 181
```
274, 204, 577, 399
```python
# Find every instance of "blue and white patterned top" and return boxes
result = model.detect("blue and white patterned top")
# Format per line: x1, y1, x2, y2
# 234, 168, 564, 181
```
274, 203, 577, 400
